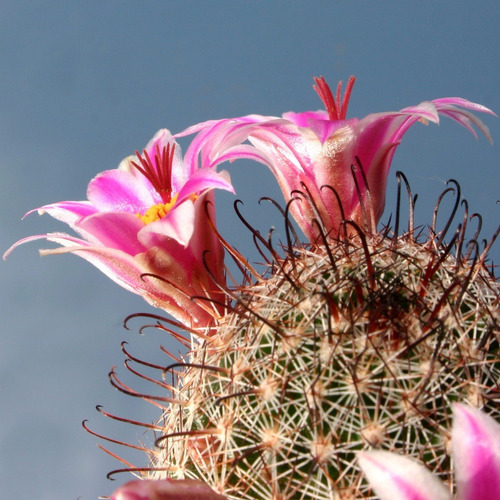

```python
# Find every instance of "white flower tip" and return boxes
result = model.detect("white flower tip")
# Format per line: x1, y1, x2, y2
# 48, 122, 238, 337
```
452, 403, 500, 444
358, 450, 451, 500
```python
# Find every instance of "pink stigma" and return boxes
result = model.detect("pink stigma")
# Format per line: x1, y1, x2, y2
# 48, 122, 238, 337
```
131, 143, 175, 203
313, 75, 356, 121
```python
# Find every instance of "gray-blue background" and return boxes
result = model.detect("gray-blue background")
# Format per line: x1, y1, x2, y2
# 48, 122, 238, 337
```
1, 2, 499, 499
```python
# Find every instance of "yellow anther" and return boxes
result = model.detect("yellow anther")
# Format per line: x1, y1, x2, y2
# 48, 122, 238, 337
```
137, 194, 179, 225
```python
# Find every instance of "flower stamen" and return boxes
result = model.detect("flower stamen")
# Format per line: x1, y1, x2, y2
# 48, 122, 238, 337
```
131, 143, 175, 203
137, 194, 179, 225
313, 75, 356, 120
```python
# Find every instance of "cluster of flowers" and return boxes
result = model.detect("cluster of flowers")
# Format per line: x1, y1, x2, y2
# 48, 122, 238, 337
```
5, 77, 494, 330
5, 77, 499, 499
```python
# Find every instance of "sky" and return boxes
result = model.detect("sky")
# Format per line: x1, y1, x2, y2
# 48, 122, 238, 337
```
1, 2, 499, 499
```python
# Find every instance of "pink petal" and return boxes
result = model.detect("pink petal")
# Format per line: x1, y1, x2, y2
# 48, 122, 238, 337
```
203, 143, 271, 169
305, 116, 357, 144
248, 121, 315, 178
3, 233, 77, 260
176, 168, 234, 204
138, 199, 195, 248
110, 478, 227, 500
356, 110, 419, 153
179, 91, 493, 248
358, 451, 451, 500
282, 110, 329, 127
452, 404, 500, 500
399, 101, 440, 123
181, 118, 247, 171
25, 233, 151, 295
74, 212, 146, 254
25, 200, 97, 226
36, 234, 213, 326
433, 97, 496, 116
181, 116, 270, 171
434, 103, 494, 143
87, 169, 159, 213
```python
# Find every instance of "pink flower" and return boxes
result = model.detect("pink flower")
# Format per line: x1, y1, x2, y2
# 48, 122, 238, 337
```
179, 77, 494, 242
358, 404, 500, 500
4, 129, 234, 329
110, 478, 227, 500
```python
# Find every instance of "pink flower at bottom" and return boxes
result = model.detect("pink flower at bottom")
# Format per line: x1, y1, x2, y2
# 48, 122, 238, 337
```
4, 129, 234, 330
358, 404, 500, 500
110, 478, 227, 500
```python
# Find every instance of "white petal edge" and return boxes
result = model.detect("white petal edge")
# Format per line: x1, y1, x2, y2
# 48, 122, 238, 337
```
358, 450, 451, 500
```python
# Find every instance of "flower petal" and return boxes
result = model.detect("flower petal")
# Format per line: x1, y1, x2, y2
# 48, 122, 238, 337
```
399, 101, 440, 124
34, 234, 214, 326
3, 233, 73, 260
138, 198, 195, 248
282, 110, 329, 127
180, 116, 273, 171
358, 450, 451, 500
177, 168, 234, 204
305, 116, 357, 144
452, 404, 500, 500
110, 478, 227, 500
87, 168, 159, 213
75, 212, 146, 254
25, 200, 97, 226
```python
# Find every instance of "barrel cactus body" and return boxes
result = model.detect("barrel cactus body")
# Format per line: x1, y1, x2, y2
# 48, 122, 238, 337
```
134, 214, 499, 499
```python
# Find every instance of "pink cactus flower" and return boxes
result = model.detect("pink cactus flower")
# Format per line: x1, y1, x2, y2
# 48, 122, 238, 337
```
110, 478, 227, 500
179, 77, 494, 242
4, 129, 234, 329
358, 404, 500, 500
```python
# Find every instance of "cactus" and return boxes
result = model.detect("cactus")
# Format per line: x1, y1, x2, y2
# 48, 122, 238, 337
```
8, 75, 496, 499
101, 177, 499, 499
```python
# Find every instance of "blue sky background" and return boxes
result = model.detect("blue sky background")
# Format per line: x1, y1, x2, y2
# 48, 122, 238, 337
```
1, 2, 499, 499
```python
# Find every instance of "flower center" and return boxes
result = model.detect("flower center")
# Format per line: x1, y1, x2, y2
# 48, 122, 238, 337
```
313, 75, 356, 121
137, 194, 179, 225
131, 143, 175, 204
131, 142, 182, 224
